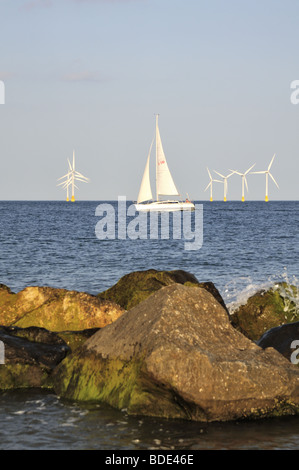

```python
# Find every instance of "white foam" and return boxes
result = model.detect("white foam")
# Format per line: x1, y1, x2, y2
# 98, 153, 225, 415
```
224, 268, 299, 315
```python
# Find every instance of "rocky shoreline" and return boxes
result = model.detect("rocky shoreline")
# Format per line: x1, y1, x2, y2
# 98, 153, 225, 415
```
0, 269, 298, 423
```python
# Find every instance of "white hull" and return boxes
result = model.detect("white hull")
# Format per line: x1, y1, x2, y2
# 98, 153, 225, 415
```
134, 200, 195, 212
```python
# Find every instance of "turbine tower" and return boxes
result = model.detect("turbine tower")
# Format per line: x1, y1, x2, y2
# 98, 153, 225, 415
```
250, 154, 279, 202
213, 171, 234, 202
57, 150, 89, 202
204, 167, 222, 202
229, 164, 255, 202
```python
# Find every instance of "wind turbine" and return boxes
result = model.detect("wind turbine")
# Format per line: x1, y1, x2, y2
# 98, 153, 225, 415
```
57, 172, 72, 201
213, 171, 234, 202
57, 150, 89, 202
204, 167, 222, 202
229, 164, 256, 202
250, 154, 279, 202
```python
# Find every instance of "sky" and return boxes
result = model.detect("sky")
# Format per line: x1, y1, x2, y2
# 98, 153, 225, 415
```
0, 0, 299, 201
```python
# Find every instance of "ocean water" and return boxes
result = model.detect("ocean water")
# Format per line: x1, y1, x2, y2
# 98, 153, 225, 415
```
0, 200, 298, 450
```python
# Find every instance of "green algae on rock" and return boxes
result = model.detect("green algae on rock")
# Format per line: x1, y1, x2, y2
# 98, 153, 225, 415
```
0, 285, 125, 331
97, 268, 228, 312
0, 325, 102, 391
53, 284, 299, 423
230, 283, 299, 341
0, 326, 69, 390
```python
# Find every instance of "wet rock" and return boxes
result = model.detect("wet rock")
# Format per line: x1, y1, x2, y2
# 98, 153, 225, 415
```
0, 285, 125, 331
0, 325, 70, 390
0, 324, 102, 391
97, 269, 227, 312
230, 283, 299, 341
53, 284, 299, 422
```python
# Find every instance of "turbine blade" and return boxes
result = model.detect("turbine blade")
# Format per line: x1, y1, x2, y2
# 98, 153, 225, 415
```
229, 169, 242, 175
75, 172, 89, 180
268, 154, 276, 171
214, 171, 225, 178
250, 171, 266, 174
245, 164, 256, 174
207, 167, 212, 180
204, 182, 211, 192
57, 172, 71, 180
245, 177, 249, 192
75, 178, 89, 183
269, 172, 279, 188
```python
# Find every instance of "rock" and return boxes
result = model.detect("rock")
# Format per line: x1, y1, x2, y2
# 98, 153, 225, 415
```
0, 325, 70, 390
230, 283, 299, 341
53, 284, 299, 422
0, 285, 125, 331
0, 325, 101, 391
97, 269, 228, 312
57, 328, 100, 352
257, 322, 299, 364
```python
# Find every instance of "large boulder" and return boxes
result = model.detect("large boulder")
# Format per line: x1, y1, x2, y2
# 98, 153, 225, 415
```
230, 283, 299, 341
0, 285, 125, 331
53, 284, 299, 423
97, 269, 228, 312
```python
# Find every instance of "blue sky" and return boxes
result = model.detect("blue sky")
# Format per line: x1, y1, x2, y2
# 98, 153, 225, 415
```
0, 0, 298, 200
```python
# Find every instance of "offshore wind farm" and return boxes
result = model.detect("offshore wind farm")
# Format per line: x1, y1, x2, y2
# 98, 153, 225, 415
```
206, 156, 279, 202
57, 151, 89, 202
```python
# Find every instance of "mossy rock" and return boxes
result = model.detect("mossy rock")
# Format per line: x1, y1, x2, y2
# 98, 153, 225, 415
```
53, 284, 299, 422
56, 328, 100, 352
0, 325, 100, 391
0, 285, 125, 332
230, 283, 299, 341
0, 363, 51, 391
97, 269, 227, 312
0, 325, 69, 391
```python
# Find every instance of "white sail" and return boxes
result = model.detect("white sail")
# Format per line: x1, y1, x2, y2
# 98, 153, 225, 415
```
137, 138, 154, 203
155, 115, 180, 199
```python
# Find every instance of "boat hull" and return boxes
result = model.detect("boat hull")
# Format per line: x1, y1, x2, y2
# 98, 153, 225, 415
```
134, 201, 195, 212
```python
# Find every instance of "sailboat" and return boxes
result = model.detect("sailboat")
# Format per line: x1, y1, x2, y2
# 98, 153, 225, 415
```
134, 115, 195, 212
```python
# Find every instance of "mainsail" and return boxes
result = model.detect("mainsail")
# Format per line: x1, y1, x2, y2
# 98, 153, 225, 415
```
136, 115, 180, 204
155, 115, 179, 200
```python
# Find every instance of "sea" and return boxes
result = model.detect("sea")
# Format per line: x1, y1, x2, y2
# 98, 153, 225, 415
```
0, 200, 298, 451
